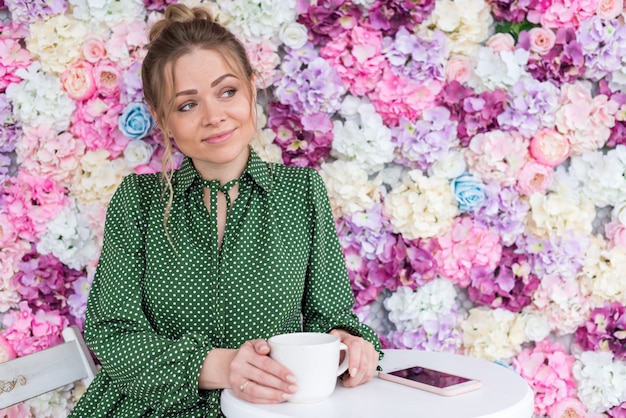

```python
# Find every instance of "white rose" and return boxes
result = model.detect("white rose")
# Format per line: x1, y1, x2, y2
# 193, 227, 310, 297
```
522, 312, 551, 342
279, 22, 308, 49
123, 140, 154, 168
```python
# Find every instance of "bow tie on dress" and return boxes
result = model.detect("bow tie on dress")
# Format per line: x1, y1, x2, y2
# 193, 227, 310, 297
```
201, 178, 240, 211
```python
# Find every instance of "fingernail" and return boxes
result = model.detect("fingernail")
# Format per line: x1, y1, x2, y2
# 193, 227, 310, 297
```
286, 374, 297, 383
350, 368, 357, 377
288, 385, 298, 393
282, 393, 292, 400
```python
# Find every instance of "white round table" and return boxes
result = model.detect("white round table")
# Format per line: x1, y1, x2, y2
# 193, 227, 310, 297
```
221, 349, 535, 418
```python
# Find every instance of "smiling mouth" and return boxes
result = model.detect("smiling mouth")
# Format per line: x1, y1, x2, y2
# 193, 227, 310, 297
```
204, 130, 234, 144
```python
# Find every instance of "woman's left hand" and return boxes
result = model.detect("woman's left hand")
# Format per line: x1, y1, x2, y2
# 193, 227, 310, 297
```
329, 329, 379, 387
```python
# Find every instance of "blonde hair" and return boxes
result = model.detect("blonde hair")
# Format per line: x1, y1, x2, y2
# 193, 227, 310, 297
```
141, 4, 256, 244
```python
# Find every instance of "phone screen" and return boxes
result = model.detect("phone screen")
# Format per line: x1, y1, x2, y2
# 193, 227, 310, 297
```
388, 366, 471, 388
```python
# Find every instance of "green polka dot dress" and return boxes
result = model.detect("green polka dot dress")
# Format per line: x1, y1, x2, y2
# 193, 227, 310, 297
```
68, 150, 382, 418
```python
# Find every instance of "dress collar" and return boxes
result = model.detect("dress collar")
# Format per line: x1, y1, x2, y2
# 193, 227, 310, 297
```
172, 148, 273, 196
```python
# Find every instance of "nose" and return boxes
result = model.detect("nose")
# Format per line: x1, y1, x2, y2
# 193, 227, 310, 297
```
201, 102, 226, 126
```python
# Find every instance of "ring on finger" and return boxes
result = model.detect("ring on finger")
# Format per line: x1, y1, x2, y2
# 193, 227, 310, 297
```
239, 380, 251, 393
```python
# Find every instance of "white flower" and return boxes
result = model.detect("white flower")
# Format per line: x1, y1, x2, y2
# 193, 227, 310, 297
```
332, 98, 394, 173
71, 150, 131, 207
37, 197, 101, 271
468, 47, 530, 93
279, 21, 308, 49
123, 140, 154, 168
428, 150, 467, 179
520, 310, 551, 342
569, 148, 626, 208
5, 63, 75, 132
461, 307, 527, 361
320, 160, 381, 218
573, 351, 626, 413
25, 387, 74, 418
384, 279, 458, 331
250, 128, 282, 164
69, 0, 146, 30
579, 237, 626, 306
526, 191, 596, 239
612, 200, 626, 225
220, 0, 298, 43
383, 170, 459, 239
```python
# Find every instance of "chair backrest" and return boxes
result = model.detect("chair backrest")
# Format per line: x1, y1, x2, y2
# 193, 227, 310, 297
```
0, 325, 98, 409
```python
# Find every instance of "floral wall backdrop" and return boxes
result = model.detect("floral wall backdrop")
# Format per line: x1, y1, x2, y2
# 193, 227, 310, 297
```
1, 0, 626, 416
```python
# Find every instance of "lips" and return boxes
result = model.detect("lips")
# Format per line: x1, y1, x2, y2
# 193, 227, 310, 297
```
203, 129, 234, 144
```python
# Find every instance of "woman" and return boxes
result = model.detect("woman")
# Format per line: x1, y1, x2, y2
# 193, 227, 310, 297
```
69, 4, 381, 417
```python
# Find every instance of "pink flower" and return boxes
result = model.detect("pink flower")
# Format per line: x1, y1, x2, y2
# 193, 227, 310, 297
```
93, 60, 122, 98
0, 36, 32, 90
61, 60, 96, 101
517, 160, 555, 195
82, 34, 107, 63
486, 33, 515, 52
528, 27, 557, 55
71, 96, 128, 158
537, 0, 598, 28
596, 0, 623, 18
445, 55, 473, 84
548, 397, 587, 418
529, 128, 571, 167
465, 130, 529, 186
0, 335, 16, 363
605, 222, 626, 248
513, 339, 577, 416
434, 217, 502, 287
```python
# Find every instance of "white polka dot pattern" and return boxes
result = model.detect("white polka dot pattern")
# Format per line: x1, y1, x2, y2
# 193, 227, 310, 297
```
68, 150, 381, 418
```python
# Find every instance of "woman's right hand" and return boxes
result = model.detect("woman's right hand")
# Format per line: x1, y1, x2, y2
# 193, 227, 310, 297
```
228, 339, 298, 403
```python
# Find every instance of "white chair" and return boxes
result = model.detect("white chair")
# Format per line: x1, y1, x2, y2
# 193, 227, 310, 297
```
0, 325, 97, 409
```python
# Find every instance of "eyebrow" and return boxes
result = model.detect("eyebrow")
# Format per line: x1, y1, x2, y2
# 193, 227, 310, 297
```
174, 73, 239, 97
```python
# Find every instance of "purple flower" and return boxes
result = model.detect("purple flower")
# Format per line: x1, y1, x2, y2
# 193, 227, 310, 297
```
367, 0, 435, 36
467, 244, 540, 312
4, 0, 66, 25
387, 314, 462, 352
518, 27, 585, 86
275, 43, 346, 115
574, 301, 626, 361
599, 80, 626, 148
296, 0, 362, 46
391, 106, 458, 171
497, 77, 560, 137
142, 0, 178, 11
0, 93, 20, 153
518, 232, 589, 281
382, 26, 448, 83
487, 0, 533, 22
576, 16, 626, 81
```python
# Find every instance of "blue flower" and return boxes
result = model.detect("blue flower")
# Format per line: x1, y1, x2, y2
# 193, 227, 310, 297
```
451, 173, 486, 213
118, 102, 154, 140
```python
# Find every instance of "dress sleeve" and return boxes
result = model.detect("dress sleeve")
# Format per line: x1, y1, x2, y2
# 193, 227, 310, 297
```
301, 169, 383, 357
84, 174, 217, 414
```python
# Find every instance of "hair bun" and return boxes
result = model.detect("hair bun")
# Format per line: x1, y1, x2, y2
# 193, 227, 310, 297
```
149, 4, 215, 42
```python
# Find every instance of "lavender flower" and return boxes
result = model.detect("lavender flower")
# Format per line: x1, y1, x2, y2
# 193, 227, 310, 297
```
577, 16, 626, 82
487, 0, 532, 22
367, 0, 436, 36
497, 77, 560, 137
4, 0, 66, 25
519, 231, 590, 281
387, 314, 462, 352
574, 301, 626, 361
472, 182, 530, 246
274, 42, 346, 115
391, 106, 458, 171
382, 26, 448, 83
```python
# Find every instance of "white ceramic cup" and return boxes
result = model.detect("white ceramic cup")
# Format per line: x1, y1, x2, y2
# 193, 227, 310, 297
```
268, 332, 349, 403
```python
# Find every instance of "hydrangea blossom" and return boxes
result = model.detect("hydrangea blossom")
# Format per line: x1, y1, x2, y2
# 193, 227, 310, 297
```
384, 169, 459, 239
220, 0, 297, 43
295, 0, 362, 46
391, 107, 458, 172
497, 77, 560, 137
574, 301, 626, 361
521, 231, 589, 281
579, 237, 626, 308
577, 16, 626, 82
68, 0, 146, 30
3, 0, 67, 26
0, 29, 32, 90
469, 46, 530, 93
367, 0, 436, 35
572, 351, 626, 413
568, 147, 626, 208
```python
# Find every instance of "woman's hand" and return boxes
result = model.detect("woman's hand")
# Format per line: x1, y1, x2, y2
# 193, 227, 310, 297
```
228, 339, 298, 403
329, 329, 379, 387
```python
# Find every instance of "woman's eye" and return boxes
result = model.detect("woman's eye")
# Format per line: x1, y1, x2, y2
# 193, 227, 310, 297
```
222, 88, 236, 98
179, 102, 195, 112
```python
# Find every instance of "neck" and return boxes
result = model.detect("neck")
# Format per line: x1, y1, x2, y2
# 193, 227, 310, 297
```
193, 147, 250, 186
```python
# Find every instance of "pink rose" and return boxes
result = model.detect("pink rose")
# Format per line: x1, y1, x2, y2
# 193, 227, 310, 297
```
0, 335, 16, 363
445, 55, 473, 84
528, 27, 556, 55
93, 60, 122, 97
517, 160, 554, 195
529, 128, 571, 167
61, 60, 96, 101
486, 33, 515, 52
82, 34, 107, 63
596, 0, 623, 19
605, 222, 626, 248
548, 397, 587, 418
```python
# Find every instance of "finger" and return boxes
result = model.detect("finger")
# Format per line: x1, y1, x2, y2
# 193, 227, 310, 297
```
251, 339, 270, 355
239, 380, 293, 403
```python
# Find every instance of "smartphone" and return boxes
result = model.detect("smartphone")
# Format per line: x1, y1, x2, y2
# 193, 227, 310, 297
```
378, 365, 482, 396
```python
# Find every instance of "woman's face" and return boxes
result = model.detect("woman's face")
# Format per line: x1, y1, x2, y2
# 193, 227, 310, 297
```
165, 48, 255, 178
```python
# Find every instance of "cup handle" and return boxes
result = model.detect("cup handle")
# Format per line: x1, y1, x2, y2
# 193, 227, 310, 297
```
337, 342, 349, 376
